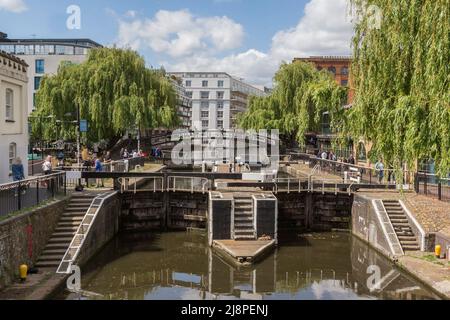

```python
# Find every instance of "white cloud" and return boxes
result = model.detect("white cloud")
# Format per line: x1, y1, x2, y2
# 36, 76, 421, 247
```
270, 0, 353, 61
0, 0, 27, 13
117, 9, 244, 58
116, 0, 353, 86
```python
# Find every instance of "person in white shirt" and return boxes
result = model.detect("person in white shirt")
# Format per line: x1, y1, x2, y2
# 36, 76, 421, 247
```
42, 156, 52, 175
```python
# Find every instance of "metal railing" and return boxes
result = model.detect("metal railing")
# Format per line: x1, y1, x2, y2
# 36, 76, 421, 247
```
56, 192, 118, 274
168, 176, 211, 194
415, 173, 450, 202
60, 157, 146, 189
118, 176, 164, 194
0, 171, 66, 217
291, 153, 414, 187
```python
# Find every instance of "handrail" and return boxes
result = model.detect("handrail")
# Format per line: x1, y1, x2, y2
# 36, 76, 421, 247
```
56, 191, 118, 274
0, 171, 65, 190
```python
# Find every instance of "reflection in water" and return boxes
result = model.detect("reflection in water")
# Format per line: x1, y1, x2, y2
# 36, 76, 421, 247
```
62, 232, 439, 300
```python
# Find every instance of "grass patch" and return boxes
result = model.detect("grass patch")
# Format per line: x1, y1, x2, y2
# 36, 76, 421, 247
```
416, 254, 448, 266
0, 196, 68, 222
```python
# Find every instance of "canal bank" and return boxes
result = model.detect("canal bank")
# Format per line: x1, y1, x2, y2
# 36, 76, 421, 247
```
0, 177, 448, 299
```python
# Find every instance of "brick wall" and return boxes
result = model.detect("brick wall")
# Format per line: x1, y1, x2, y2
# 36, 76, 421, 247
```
0, 198, 69, 289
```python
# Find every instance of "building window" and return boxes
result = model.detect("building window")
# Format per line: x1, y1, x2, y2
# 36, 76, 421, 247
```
34, 76, 42, 90
200, 91, 209, 99
217, 111, 223, 118
202, 120, 209, 128
201, 111, 209, 118
327, 66, 336, 75
217, 120, 223, 129
186, 91, 193, 98
202, 80, 208, 88
341, 67, 349, 75
217, 101, 224, 109
341, 79, 348, 86
217, 91, 224, 100
5, 89, 13, 121
35, 59, 45, 74
185, 80, 192, 87
201, 101, 209, 108
218, 80, 224, 88
9, 142, 16, 175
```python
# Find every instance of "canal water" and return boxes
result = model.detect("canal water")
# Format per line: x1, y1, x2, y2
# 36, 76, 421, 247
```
58, 231, 439, 300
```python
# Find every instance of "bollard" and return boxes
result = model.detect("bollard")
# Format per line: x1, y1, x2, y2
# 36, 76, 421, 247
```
19, 264, 28, 282
435, 245, 441, 258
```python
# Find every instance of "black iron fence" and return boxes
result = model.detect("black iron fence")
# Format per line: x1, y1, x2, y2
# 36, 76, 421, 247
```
415, 173, 450, 202
0, 171, 66, 217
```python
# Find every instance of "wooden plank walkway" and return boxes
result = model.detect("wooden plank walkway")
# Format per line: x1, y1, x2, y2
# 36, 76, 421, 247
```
213, 240, 276, 265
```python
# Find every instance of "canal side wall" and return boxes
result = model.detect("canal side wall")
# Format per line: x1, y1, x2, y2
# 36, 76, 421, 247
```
75, 193, 121, 267
351, 195, 395, 258
120, 191, 208, 231
0, 197, 69, 289
276, 192, 353, 235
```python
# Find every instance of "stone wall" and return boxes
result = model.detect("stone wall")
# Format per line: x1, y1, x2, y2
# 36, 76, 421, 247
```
0, 198, 69, 289
121, 191, 208, 231
76, 193, 121, 267
351, 195, 394, 258
277, 192, 353, 235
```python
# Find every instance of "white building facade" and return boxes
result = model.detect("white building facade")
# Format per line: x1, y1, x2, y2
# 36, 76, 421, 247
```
167, 72, 266, 130
0, 33, 101, 114
0, 51, 28, 183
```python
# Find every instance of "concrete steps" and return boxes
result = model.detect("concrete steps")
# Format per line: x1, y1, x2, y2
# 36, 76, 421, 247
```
233, 195, 256, 241
35, 194, 96, 270
383, 200, 420, 252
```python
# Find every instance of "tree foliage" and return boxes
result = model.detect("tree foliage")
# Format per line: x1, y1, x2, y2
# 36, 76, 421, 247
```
32, 48, 179, 143
345, 0, 450, 175
239, 61, 347, 144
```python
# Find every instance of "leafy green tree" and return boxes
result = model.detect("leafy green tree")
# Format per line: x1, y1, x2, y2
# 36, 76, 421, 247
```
239, 61, 347, 146
346, 0, 449, 175
32, 48, 179, 145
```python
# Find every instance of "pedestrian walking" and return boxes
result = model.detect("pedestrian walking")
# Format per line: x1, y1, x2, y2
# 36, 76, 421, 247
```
95, 157, 104, 188
375, 159, 385, 184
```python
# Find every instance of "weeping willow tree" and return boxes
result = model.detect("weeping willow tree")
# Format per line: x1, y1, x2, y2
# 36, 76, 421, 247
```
32, 47, 179, 144
345, 0, 450, 175
239, 61, 347, 146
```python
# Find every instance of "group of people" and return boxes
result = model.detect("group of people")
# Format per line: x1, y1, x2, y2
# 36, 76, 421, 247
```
315, 149, 386, 183
150, 146, 162, 158
120, 148, 143, 159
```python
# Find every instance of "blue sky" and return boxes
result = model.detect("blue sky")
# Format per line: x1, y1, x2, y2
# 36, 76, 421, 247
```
0, 0, 354, 85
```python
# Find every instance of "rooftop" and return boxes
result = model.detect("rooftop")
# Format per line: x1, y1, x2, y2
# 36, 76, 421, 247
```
0, 50, 28, 68
294, 55, 352, 62
0, 32, 101, 48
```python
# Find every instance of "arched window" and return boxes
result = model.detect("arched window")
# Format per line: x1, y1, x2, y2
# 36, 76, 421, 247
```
9, 142, 16, 174
357, 142, 367, 161
327, 66, 336, 75
5, 88, 13, 121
